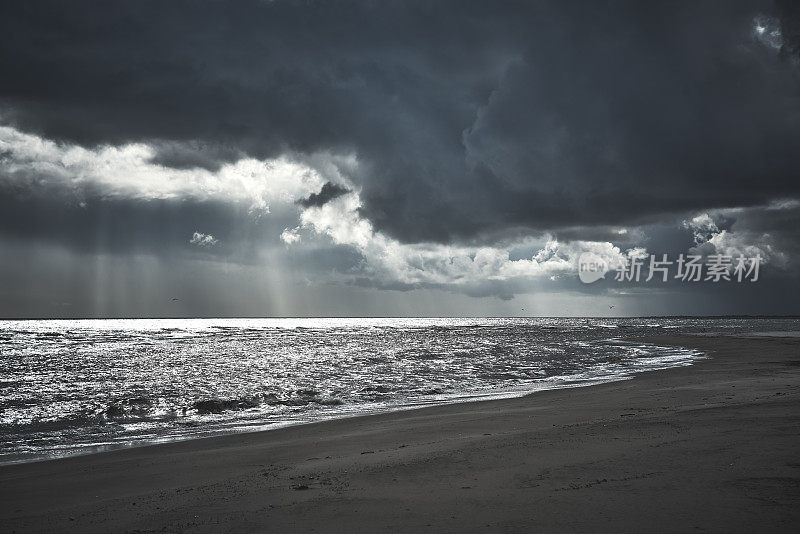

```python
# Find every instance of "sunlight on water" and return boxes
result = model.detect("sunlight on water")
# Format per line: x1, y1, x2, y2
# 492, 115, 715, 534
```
1, 316, 797, 463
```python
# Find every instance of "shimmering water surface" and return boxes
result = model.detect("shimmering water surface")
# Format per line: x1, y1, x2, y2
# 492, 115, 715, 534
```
1, 317, 797, 463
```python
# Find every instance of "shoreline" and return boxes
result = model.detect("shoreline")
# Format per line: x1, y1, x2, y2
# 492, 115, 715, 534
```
2, 333, 799, 532
0, 376, 630, 468
1, 340, 703, 467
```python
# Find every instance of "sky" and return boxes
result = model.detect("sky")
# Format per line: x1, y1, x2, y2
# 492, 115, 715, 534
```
1, 0, 799, 318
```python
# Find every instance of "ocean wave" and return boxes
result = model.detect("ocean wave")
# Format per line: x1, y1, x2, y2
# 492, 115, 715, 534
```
105, 397, 155, 419
193, 397, 260, 414
192, 390, 347, 414
0, 413, 110, 433
1, 316, 796, 463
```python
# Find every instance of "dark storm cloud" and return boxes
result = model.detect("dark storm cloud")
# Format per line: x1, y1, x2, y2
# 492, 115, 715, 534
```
1, 0, 799, 246
297, 182, 350, 208
776, 0, 800, 59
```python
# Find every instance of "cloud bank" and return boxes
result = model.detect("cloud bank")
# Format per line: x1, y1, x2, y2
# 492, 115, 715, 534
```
0, 0, 799, 315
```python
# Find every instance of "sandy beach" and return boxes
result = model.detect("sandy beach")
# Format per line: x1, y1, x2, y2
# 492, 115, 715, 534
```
1, 333, 799, 533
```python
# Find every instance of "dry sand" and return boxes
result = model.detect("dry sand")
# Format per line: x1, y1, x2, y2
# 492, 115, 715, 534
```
1, 333, 799, 533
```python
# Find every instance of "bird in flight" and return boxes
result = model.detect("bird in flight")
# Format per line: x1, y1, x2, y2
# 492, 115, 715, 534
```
608, 305, 615, 309
171, 298, 180, 301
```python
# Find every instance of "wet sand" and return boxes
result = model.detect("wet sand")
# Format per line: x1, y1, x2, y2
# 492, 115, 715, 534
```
1, 333, 799, 532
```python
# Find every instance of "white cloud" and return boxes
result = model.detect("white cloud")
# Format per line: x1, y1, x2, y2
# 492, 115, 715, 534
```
684, 213, 719, 245
280, 227, 302, 245
692, 229, 786, 267
0, 124, 338, 212
189, 232, 218, 247
752, 15, 783, 51
0, 123, 658, 296
686, 210, 788, 267
291, 190, 636, 291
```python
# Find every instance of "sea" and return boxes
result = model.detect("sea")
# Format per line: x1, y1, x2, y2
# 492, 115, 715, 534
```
1, 316, 797, 464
